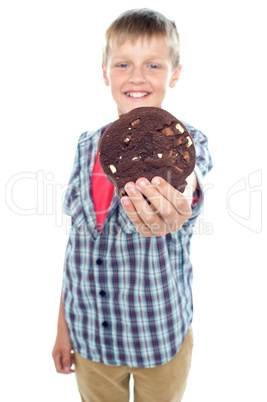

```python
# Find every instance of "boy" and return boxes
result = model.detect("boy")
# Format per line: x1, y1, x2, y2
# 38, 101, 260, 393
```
52, 8, 212, 402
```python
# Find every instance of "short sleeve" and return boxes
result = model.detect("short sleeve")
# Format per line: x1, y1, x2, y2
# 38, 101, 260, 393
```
187, 126, 213, 220
62, 144, 81, 216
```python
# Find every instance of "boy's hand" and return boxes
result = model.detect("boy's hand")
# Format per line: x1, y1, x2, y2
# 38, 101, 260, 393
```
121, 173, 196, 237
52, 327, 75, 374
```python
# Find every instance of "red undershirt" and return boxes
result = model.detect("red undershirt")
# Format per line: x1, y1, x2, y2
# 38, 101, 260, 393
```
92, 152, 115, 230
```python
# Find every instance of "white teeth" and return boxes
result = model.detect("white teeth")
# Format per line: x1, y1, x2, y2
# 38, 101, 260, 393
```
126, 92, 149, 98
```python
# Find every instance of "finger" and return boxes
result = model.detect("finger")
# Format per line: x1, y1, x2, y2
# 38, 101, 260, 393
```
62, 350, 75, 374
151, 177, 191, 218
121, 193, 145, 224
124, 182, 163, 230
135, 178, 175, 222
135, 177, 183, 233
53, 350, 75, 374
122, 182, 149, 217
53, 353, 64, 373
121, 194, 152, 236
121, 187, 164, 236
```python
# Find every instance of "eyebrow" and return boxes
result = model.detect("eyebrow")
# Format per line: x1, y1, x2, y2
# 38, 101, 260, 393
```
111, 55, 166, 62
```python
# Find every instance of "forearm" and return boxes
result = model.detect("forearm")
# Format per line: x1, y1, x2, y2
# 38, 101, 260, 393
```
57, 265, 69, 332
52, 264, 74, 374
183, 172, 197, 206
57, 292, 69, 331
191, 172, 197, 194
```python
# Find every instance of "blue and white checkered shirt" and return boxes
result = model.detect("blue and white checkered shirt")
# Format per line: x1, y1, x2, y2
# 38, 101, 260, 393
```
62, 121, 212, 368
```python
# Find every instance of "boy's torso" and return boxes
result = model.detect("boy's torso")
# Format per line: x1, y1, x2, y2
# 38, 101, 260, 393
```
61, 122, 211, 368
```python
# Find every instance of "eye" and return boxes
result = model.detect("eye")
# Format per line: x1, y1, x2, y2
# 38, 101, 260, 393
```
118, 63, 128, 68
149, 64, 158, 69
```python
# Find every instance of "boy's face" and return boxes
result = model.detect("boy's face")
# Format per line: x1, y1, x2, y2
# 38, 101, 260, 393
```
102, 36, 181, 116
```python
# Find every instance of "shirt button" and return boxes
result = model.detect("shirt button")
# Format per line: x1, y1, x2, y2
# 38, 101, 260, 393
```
96, 258, 102, 265
102, 321, 108, 328
99, 290, 106, 297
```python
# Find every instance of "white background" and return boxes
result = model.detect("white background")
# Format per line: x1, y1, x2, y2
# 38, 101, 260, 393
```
1, 0, 266, 401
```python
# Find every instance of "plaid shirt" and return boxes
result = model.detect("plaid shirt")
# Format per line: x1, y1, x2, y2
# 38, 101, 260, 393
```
62, 122, 212, 368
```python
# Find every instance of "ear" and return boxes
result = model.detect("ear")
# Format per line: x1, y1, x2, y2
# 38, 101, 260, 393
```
102, 65, 110, 87
169, 65, 182, 88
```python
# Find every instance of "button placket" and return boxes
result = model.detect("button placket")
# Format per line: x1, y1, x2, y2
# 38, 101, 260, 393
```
95, 257, 108, 329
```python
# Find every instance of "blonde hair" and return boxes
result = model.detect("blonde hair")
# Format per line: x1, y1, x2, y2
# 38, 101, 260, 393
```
102, 9, 180, 70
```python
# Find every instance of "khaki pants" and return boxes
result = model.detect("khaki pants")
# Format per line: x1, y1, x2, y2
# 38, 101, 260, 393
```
74, 327, 193, 402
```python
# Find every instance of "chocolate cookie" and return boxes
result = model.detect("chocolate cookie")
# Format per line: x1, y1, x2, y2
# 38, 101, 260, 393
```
98, 106, 196, 197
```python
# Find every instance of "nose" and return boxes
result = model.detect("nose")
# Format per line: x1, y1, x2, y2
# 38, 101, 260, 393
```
128, 66, 146, 84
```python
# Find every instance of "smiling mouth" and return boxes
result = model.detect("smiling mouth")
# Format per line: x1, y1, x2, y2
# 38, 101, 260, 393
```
125, 92, 150, 98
